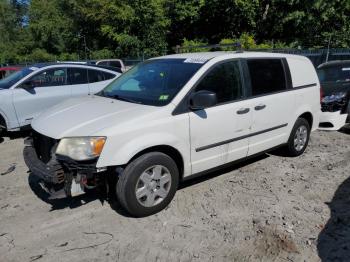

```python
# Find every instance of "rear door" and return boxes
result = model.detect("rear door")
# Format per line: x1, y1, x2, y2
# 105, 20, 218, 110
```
88, 69, 116, 94
189, 60, 253, 174
12, 67, 71, 126
243, 58, 294, 155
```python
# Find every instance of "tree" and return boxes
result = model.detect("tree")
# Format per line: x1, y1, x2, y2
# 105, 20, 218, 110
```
255, 0, 350, 48
197, 0, 259, 43
164, 0, 204, 48
28, 0, 76, 55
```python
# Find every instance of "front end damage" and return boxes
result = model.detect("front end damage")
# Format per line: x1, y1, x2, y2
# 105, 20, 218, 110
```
319, 92, 349, 131
23, 131, 107, 199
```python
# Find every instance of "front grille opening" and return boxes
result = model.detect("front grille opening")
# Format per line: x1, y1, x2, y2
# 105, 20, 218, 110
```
32, 131, 58, 164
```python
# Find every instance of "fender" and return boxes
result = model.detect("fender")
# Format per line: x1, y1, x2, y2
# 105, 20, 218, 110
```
97, 132, 191, 176
292, 106, 315, 131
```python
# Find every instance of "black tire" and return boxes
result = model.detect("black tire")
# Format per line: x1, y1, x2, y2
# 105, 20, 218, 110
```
283, 118, 311, 157
116, 152, 179, 217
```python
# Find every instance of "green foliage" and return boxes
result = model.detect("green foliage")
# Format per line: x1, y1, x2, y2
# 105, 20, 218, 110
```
25, 48, 56, 62
218, 34, 275, 51
0, 0, 349, 64
28, 0, 76, 54
90, 49, 115, 60
181, 38, 209, 52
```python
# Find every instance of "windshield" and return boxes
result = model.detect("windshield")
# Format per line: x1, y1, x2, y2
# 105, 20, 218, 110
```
317, 66, 350, 83
99, 59, 204, 106
0, 68, 34, 89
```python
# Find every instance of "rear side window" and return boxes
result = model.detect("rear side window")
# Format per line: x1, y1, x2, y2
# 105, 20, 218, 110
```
103, 71, 115, 80
247, 59, 286, 96
97, 61, 108, 66
195, 60, 243, 104
29, 68, 67, 87
110, 61, 122, 68
88, 69, 109, 83
68, 68, 88, 85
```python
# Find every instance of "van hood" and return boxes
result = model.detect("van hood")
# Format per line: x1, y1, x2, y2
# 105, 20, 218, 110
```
32, 95, 161, 139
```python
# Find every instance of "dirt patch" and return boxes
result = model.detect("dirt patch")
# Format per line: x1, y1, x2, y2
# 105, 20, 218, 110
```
0, 130, 349, 261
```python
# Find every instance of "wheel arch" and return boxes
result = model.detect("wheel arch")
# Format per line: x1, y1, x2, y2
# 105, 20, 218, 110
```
127, 145, 184, 181
298, 112, 313, 129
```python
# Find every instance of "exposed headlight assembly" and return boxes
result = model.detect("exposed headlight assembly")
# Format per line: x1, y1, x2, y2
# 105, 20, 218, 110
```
321, 92, 347, 103
56, 137, 106, 161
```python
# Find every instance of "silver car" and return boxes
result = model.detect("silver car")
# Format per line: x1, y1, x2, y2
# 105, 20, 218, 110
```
0, 64, 120, 133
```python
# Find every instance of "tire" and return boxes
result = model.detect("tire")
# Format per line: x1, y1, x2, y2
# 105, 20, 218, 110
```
116, 152, 179, 217
283, 118, 311, 157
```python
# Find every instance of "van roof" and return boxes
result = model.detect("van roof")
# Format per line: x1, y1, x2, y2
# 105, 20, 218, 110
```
155, 51, 306, 61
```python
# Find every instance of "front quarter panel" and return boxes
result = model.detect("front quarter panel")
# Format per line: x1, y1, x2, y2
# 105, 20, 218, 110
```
96, 111, 192, 177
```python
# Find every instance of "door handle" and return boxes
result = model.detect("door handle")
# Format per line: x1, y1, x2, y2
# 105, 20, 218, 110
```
254, 104, 266, 111
236, 108, 250, 115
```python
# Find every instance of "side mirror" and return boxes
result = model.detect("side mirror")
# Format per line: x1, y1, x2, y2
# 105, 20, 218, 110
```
21, 80, 34, 89
189, 90, 217, 110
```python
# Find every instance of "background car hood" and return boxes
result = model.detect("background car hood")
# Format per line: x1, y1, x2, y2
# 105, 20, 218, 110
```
32, 95, 161, 139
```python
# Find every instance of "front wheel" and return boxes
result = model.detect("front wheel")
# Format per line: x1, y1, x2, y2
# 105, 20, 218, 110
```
283, 118, 311, 157
116, 152, 179, 217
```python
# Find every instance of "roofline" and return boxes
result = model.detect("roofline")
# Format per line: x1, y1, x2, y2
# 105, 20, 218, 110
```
25, 63, 121, 74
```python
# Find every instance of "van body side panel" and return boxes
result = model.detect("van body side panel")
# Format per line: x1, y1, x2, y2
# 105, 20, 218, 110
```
247, 92, 295, 156
287, 57, 321, 131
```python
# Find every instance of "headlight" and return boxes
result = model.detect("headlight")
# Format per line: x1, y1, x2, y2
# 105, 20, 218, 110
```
56, 137, 106, 161
322, 92, 347, 103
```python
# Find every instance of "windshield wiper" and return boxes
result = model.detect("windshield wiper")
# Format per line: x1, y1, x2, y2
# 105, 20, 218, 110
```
111, 95, 143, 104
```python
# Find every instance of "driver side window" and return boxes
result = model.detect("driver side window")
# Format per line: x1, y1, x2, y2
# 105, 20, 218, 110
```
29, 68, 68, 88
195, 61, 243, 104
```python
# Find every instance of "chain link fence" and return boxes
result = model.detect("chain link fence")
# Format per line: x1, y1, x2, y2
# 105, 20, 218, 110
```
2, 47, 350, 69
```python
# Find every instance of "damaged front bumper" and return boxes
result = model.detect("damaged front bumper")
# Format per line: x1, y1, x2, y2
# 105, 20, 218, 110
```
318, 111, 348, 131
23, 137, 104, 199
319, 93, 349, 130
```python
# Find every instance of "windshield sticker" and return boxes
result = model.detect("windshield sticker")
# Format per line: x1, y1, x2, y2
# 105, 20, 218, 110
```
342, 68, 350, 71
29, 67, 39, 71
184, 58, 208, 64
159, 95, 169, 101
160, 72, 165, 77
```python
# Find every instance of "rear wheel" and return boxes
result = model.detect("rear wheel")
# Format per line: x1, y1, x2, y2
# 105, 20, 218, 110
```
283, 118, 310, 157
116, 152, 179, 217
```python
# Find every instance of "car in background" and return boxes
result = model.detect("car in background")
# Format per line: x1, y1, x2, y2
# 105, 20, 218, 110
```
317, 60, 350, 130
88, 59, 128, 72
0, 66, 21, 80
0, 63, 120, 134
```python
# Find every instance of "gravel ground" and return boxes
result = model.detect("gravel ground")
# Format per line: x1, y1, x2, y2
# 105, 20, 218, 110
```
0, 129, 349, 262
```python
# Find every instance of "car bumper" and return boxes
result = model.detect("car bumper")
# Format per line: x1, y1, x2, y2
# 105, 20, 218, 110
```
23, 142, 65, 184
318, 111, 348, 131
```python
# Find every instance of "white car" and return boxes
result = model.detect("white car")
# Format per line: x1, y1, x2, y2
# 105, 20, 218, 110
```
0, 64, 120, 133
24, 52, 321, 217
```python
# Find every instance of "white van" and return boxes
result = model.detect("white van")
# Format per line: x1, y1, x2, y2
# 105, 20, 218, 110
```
24, 52, 321, 217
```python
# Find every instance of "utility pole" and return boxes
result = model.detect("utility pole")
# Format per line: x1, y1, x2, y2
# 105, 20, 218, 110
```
326, 34, 332, 63
83, 35, 88, 61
